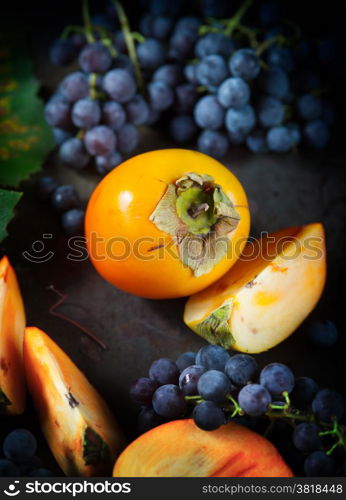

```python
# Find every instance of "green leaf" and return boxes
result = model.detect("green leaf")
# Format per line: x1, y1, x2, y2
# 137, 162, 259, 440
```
0, 189, 22, 241
0, 28, 54, 188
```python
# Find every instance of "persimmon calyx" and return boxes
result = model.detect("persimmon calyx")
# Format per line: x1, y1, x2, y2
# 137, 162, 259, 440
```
195, 301, 235, 348
83, 426, 111, 466
150, 172, 240, 277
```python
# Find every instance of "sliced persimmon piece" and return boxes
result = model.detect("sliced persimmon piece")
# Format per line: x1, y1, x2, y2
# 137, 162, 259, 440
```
24, 327, 126, 476
113, 419, 293, 477
184, 223, 326, 353
0, 255, 26, 415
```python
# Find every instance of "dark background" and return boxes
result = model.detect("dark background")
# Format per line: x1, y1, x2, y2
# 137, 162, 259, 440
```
1, 0, 346, 475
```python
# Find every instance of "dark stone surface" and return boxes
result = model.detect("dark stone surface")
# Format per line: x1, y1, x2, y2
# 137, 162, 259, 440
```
2, 133, 346, 446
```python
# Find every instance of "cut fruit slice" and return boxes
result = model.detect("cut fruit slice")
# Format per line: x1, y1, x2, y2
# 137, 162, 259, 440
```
113, 419, 293, 477
0, 256, 26, 415
184, 223, 326, 353
24, 327, 126, 476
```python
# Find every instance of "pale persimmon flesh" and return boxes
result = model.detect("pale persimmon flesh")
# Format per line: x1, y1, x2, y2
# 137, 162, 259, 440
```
85, 149, 250, 298
0, 256, 26, 415
184, 223, 326, 353
113, 419, 293, 477
24, 327, 126, 476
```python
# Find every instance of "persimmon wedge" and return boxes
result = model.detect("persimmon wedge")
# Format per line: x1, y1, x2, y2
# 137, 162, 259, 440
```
0, 256, 26, 415
85, 149, 250, 298
24, 327, 126, 476
113, 419, 293, 477
184, 223, 326, 353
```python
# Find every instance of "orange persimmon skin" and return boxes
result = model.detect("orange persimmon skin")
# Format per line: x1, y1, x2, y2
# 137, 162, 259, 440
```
85, 149, 250, 299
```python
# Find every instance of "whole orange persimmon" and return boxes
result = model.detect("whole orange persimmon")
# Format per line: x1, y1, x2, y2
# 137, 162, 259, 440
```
85, 149, 250, 298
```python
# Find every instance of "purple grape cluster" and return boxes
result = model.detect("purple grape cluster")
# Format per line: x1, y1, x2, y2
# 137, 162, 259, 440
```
0, 429, 53, 477
130, 343, 346, 477
46, 0, 337, 163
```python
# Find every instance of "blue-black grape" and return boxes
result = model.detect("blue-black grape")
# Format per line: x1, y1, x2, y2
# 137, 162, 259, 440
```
304, 119, 330, 149
225, 104, 256, 135
259, 66, 290, 99
291, 377, 319, 409
197, 370, 232, 403
152, 64, 183, 86
169, 115, 197, 143
176, 352, 196, 372
137, 406, 166, 434
175, 84, 198, 114
217, 77, 250, 109
224, 354, 258, 386
149, 358, 180, 386
229, 48, 260, 80
37, 176, 58, 201
51, 185, 80, 213
61, 208, 85, 236
95, 151, 123, 175
195, 345, 230, 371
102, 69, 137, 103
292, 423, 322, 452
194, 95, 225, 130
44, 97, 71, 129
130, 377, 159, 406
50, 38, 76, 66
59, 138, 89, 169
137, 38, 166, 70
196, 54, 229, 91
266, 46, 295, 73
184, 64, 198, 85
126, 95, 150, 126
238, 384, 272, 416
0, 459, 20, 477
52, 128, 73, 146
198, 130, 229, 158
59, 72, 89, 102
267, 126, 294, 152
102, 101, 126, 131
286, 122, 301, 145
179, 365, 206, 396
193, 401, 226, 431
148, 80, 174, 111
307, 320, 339, 347
151, 16, 174, 40
296, 94, 322, 121
312, 389, 346, 422
117, 123, 139, 153
259, 363, 295, 397
71, 98, 101, 129
246, 129, 269, 152
257, 96, 285, 128
152, 384, 187, 418
84, 126, 117, 156
228, 130, 246, 145
3, 429, 37, 461
304, 451, 337, 477
78, 42, 112, 73
195, 33, 234, 58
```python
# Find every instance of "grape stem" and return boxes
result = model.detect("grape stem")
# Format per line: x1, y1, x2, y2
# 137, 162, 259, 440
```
82, 0, 95, 44
184, 390, 346, 452
224, 0, 253, 37
111, 0, 144, 91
